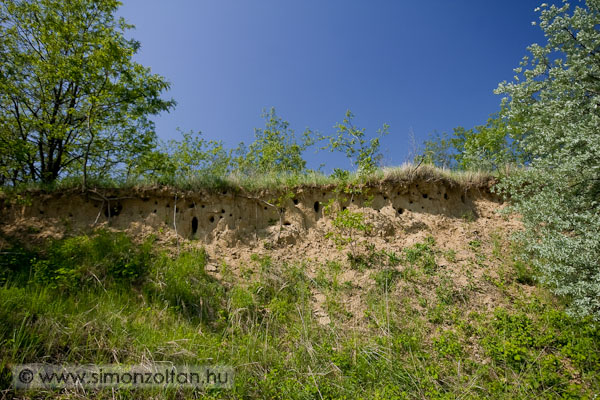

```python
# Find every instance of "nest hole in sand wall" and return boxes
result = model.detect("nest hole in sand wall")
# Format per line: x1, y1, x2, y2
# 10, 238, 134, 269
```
191, 217, 198, 235
314, 201, 320, 213
103, 202, 123, 217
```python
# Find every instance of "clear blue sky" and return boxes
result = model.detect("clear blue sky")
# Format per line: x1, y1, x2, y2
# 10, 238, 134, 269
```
118, 0, 556, 171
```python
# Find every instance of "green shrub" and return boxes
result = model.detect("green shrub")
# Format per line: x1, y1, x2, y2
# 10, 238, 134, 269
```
479, 306, 600, 396
483, 309, 535, 367
433, 330, 463, 358
31, 230, 153, 290
495, 1, 600, 319
235, 107, 313, 175
318, 110, 389, 177
404, 236, 438, 275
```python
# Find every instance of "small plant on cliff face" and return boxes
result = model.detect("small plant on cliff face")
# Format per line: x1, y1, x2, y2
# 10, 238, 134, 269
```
263, 186, 296, 242
404, 236, 438, 275
324, 199, 371, 262
323, 168, 377, 268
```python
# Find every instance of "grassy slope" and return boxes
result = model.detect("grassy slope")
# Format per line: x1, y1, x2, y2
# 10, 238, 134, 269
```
1, 227, 598, 399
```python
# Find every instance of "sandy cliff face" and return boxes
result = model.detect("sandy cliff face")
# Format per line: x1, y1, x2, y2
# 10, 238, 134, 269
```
0, 179, 524, 327
0, 179, 499, 247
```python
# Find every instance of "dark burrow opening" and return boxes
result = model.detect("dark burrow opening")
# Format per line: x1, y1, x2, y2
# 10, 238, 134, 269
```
191, 217, 198, 235
104, 202, 123, 217
314, 201, 320, 213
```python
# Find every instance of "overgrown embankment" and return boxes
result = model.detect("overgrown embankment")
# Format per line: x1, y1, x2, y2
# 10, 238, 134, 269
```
1, 169, 599, 399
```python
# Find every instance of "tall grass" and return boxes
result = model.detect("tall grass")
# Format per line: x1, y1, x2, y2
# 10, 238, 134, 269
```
0, 231, 598, 398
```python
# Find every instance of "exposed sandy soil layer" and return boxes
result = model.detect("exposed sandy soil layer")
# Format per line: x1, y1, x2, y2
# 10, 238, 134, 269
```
0, 180, 498, 245
0, 179, 523, 328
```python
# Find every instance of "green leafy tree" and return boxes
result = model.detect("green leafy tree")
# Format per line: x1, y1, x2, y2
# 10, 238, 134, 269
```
319, 110, 389, 177
420, 131, 456, 169
0, 0, 174, 186
419, 113, 528, 171
136, 130, 231, 181
496, 0, 600, 319
457, 113, 528, 171
235, 108, 313, 175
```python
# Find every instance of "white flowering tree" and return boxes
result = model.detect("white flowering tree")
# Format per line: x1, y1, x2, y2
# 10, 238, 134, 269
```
496, 1, 600, 319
